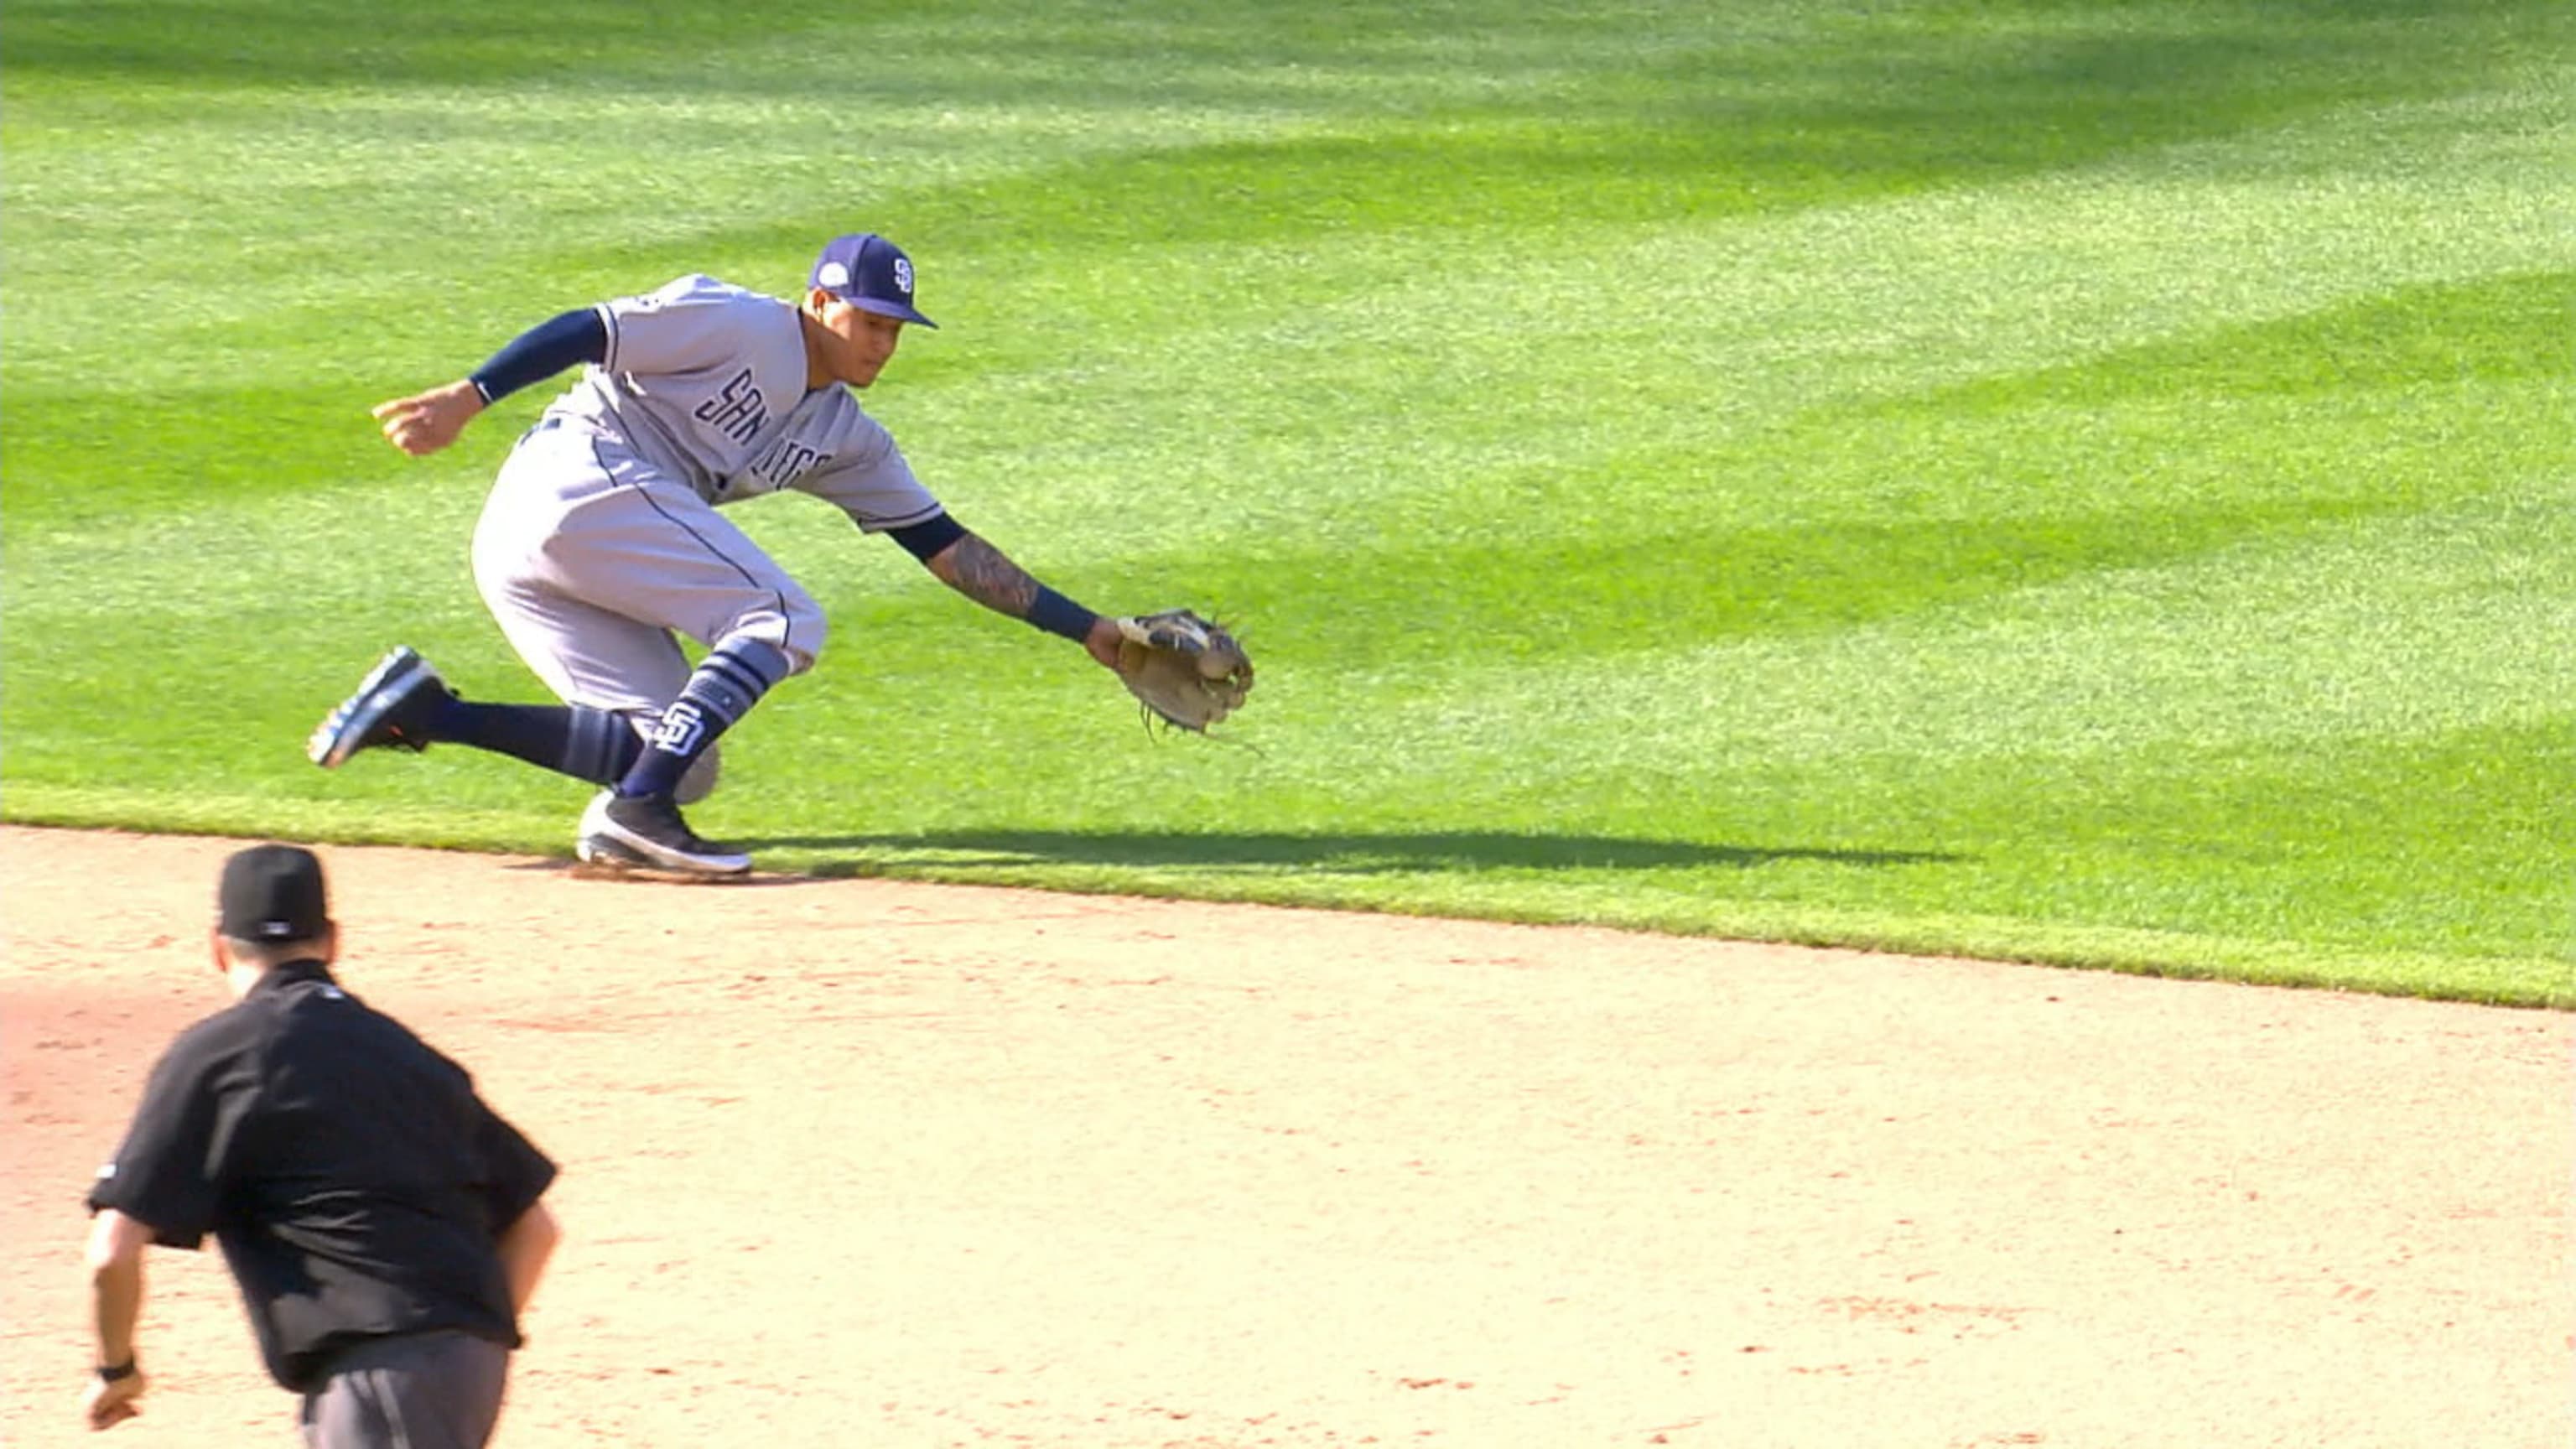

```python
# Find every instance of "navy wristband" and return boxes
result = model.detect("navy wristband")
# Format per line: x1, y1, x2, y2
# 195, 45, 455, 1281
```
1026, 586, 1099, 643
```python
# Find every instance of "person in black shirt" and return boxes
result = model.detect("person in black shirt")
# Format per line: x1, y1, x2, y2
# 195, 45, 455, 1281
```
81, 844, 562, 1447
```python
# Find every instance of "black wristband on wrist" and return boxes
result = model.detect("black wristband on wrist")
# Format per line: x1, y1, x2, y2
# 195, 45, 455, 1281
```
1026, 586, 1100, 643
97, 1358, 137, 1382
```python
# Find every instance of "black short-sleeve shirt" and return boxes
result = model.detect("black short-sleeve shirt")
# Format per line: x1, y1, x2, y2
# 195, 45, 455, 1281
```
86, 962, 556, 1392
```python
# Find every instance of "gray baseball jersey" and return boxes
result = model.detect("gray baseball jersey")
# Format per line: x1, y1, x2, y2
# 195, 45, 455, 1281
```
470, 274, 938, 734
557, 273, 941, 523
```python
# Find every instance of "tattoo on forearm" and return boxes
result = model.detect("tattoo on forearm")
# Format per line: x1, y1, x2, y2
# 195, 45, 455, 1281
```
943, 535, 1041, 616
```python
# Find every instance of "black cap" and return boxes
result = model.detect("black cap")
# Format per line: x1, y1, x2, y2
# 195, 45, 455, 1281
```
218, 844, 330, 943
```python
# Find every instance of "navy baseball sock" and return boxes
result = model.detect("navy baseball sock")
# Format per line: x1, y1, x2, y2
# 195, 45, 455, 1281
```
429, 698, 642, 786
614, 639, 792, 799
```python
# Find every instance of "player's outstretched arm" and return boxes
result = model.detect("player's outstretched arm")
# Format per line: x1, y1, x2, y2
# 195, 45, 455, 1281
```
923, 532, 1123, 668
371, 308, 608, 458
371, 381, 486, 456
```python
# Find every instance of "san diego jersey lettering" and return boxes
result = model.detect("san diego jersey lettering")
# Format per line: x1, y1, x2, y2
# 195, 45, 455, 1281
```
548, 273, 939, 528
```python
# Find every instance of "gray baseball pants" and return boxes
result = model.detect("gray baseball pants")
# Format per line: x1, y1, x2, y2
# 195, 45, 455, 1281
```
472, 417, 821, 803
472, 416, 823, 714
299, 1331, 510, 1449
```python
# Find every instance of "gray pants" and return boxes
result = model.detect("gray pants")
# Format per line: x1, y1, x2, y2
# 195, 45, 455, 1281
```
473, 419, 823, 714
299, 1331, 510, 1449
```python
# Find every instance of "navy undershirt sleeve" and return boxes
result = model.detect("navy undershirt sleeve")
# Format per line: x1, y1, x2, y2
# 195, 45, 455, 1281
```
887, 512, 966, 563
469, 309, 608, 404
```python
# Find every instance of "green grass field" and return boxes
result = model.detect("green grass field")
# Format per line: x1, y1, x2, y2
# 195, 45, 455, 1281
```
5, 0, 2570, 1005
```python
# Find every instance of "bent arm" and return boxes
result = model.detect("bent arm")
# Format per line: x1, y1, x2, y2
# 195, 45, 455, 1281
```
922, 530, 1123, 668
495, 1201, 561, 1317
371, 308, 607, 457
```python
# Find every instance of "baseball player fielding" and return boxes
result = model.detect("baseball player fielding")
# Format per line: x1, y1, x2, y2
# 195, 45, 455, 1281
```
309, 231, 1245, 879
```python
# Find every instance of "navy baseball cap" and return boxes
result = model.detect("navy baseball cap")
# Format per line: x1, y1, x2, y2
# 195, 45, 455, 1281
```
218, 844, 330, 943
809, 232, 937, 329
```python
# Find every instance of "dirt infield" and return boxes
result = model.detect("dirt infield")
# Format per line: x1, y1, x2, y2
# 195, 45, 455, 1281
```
1, 824, 2565, 1447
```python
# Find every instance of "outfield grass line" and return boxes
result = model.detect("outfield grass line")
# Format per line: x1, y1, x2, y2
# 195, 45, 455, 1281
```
6, 802, 2563, 1009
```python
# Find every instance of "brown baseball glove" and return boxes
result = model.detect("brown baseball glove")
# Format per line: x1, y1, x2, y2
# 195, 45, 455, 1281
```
1113, 610, 1254, 732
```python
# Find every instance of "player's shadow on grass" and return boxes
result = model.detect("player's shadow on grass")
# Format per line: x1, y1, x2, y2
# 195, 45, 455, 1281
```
729, 829, 1958, 878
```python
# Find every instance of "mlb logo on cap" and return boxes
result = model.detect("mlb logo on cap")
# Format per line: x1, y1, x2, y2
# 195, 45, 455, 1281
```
809, 233, 937, 329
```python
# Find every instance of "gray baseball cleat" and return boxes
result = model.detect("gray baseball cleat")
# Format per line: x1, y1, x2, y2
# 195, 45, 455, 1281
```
576, 789, 751, 876
309, 647, 452, 767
